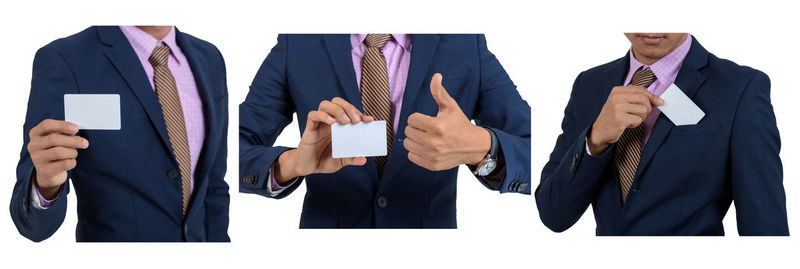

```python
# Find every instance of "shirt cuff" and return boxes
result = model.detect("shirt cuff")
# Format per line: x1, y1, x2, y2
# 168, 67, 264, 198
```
268, 164, 298, 197
31, 183, 61, 210
585, 137, 597, 156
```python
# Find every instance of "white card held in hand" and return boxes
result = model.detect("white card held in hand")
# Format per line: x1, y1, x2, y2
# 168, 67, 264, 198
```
64, 94, 121, 130
657, 84, 705, 126
331, 121, 388, 158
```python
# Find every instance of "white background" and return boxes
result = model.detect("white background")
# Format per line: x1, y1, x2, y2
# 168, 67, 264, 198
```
1, 0, 797, 268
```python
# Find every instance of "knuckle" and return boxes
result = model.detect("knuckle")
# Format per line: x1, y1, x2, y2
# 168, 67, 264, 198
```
432, 123, 445, 134
44, 135, 56, 146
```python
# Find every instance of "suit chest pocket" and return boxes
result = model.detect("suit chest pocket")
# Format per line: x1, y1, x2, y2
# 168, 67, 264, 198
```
669, 121, 722, 137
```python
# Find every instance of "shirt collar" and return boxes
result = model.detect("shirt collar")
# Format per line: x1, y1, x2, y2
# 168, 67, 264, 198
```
351, 34, 412, 51
628, 34, 692, 82
119, 26, 181, 64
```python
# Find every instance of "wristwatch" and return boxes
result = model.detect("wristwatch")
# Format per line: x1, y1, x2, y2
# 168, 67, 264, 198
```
472, 128, 499, 177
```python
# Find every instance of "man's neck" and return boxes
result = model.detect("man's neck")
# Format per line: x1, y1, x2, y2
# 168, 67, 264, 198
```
136, 26, 172, 41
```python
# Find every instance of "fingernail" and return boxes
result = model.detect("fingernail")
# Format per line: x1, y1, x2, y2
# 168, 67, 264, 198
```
82, 139, 89, 148
328, 117, 335, 123
69, 124, 78, 132
657, 97, 664, 106
352, 114, 361, 122
340, 114, 350, 123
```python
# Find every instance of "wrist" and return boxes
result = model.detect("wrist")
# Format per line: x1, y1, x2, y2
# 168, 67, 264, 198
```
587, 125, 611, 155
274, 149, 302, 184
34, 174, 62, 200
466, 126, 491, 166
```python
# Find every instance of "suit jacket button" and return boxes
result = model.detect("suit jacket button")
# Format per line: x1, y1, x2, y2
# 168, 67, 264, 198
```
168, 170, 179, 179
377, 196, 388, 208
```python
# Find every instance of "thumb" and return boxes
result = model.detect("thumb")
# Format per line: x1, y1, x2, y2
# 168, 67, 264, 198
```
645, 90, 664, 106
430, 73, 455, 112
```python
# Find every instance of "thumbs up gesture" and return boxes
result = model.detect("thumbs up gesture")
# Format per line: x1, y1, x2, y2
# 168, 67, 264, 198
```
404, 73, 491, 171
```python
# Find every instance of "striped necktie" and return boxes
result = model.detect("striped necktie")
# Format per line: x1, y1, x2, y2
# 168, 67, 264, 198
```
150, 45, 193, 215
360, 34, 394, 176
614, 67, 656, 203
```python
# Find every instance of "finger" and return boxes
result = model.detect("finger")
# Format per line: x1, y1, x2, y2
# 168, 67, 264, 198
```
318, 100, 350, 124
407, 152, 432, 170
31, 119, 79, 137
647, 91, 664, 106
39, 147, 79, 162
403, 125, 428, 142
340, 156, 367, 167
406, 113, 437, 130
403, 136, 430, 154
623, 114, 644, 128
49, 159, 78, 172
31, 133, 88, 150
429, 73, 456, 111
611, 86, 642, 95
362, 115, 375, 123
623, 104, 651, 121
331, 97, 364, 123
306, 111, 336, 130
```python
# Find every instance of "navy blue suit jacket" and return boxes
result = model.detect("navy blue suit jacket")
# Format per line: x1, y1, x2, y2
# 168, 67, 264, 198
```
240, 34, 531, 228
536, 38, 788, 235
10, 26, 230, 242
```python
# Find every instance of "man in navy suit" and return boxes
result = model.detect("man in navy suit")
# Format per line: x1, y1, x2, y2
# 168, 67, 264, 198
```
10, 26, 230, 241
240, 34, 531, 228
536, 33, 788, 235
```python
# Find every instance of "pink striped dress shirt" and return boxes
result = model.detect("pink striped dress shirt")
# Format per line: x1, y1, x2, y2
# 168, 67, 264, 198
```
35, 26, 206, 207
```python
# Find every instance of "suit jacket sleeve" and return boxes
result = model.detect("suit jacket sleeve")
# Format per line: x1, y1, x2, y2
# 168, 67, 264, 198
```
729, 70, 789, 235
204, 49, 231, 242
535, 72, 616, 233
239, 34, 303, 199
10, 44, 75, 242
471, 34, 532, 194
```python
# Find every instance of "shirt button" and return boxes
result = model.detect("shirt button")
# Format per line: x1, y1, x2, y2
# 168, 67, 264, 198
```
376, 196, 388, 208
168, 169, 179, 179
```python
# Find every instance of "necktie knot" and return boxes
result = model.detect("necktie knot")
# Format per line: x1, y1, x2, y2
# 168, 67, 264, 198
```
149, 46, 171, 67
364, 34, 392, 49
630, 67, 656, 88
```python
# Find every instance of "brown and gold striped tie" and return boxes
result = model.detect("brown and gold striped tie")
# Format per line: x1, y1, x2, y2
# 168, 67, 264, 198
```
360, 34, 394, 176
150, 46, 192, 215
614, 67, 656, 203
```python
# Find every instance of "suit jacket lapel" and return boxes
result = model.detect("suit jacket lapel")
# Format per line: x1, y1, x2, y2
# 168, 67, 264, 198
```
98, 26, 172, 154
323, 35, 363, 111
382, 34, 440, 181
634, 38, 709, 180
175, 29, 219, 209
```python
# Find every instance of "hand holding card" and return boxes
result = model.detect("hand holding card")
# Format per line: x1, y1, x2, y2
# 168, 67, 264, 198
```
272, 97, 374, 183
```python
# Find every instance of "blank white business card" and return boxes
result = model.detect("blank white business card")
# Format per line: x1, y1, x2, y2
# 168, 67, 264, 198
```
658, 84, 705, 126
64, 94, 121, 130
331, 121, 387, 158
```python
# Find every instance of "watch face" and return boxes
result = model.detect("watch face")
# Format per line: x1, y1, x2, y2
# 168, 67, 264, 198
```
478, 159, 497, 176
